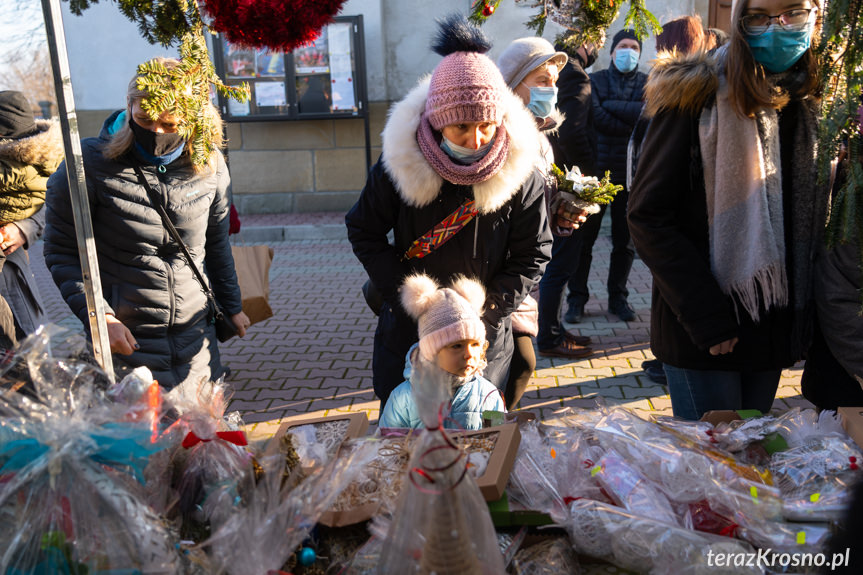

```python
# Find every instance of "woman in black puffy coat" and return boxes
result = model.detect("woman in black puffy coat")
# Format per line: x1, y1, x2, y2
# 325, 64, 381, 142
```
45, 58, 248, 388
346, 16, 552, 407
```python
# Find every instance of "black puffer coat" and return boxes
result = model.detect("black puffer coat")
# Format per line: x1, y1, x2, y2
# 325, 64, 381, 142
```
44, 111, 242, 387
346, 78, 552, 403
590, 63, 646, 185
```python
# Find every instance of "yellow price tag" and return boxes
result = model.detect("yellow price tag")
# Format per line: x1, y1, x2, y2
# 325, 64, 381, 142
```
550, 448, 557, 459
796, 531, 806, 545
810, 493, 820, 503
750, 486, 758, 499
591, 465, 601, 477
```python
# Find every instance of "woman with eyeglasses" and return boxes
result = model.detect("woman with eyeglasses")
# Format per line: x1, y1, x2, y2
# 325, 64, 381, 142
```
627, 0, 830, 420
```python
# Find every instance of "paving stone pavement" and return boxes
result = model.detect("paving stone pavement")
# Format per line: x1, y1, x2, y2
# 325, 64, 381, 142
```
28, 210, 813, 436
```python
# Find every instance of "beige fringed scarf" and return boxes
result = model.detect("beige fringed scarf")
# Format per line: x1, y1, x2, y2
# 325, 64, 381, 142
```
699, 77, 788, 322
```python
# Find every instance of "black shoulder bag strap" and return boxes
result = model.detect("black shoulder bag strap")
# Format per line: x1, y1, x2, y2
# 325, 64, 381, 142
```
132, 164, 224, 322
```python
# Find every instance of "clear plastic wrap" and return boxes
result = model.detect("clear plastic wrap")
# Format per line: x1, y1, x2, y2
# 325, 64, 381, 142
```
506, 422, 566, 519
201, 435, 378, 575
591, 449, 679, 525
771, 408, 848, 448
154, 378, 256, 536
506, 421, 608, 522
0, 326, 180, 574
511, 537, 582, 574
770, 435, 862, 521
565, 499, 761, 575
377, 352, 505, 574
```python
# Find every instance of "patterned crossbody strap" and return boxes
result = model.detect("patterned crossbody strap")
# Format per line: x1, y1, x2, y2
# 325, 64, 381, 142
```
402, 199, 479, 261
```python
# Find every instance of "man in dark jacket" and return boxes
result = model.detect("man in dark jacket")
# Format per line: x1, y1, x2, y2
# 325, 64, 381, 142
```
536, 37, 603, 359
566, 29, 646, 323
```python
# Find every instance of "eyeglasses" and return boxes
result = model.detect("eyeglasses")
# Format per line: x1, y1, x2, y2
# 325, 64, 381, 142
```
740, 7, 816, 36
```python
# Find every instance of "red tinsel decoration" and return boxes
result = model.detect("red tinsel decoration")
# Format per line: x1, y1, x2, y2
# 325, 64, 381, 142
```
202, 0, 347, 52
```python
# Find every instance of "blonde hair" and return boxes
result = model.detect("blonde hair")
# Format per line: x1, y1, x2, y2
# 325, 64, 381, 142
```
103, 58, 224, 172
725, 0, 822, 117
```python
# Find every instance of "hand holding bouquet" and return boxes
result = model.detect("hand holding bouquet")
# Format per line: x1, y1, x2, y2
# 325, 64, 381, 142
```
551, 164, 623, 217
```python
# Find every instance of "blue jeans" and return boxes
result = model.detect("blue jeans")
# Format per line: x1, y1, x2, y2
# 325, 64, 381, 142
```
537, 233, 584, 350
663, 365, 782, 421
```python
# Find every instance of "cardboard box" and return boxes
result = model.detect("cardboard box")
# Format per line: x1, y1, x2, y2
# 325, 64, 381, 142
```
838, 407, 863, 450
277, 412, 370, 471
455, 423, 521, 501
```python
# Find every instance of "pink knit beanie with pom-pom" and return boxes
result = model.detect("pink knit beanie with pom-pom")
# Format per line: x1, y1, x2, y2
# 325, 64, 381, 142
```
424, 14, 506, 130
401, 274, 487, 362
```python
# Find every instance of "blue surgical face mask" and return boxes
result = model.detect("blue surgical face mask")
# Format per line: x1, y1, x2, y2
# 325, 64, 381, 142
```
440, 134, 495, 164
526, 86, 558, 119
745, 22, 814, 73
614, 48, 640, 73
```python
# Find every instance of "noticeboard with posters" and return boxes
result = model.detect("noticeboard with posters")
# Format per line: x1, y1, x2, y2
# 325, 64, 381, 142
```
212, 15, 367, 121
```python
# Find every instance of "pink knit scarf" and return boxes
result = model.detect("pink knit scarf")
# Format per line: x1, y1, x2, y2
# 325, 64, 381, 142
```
416, 112, 510, 186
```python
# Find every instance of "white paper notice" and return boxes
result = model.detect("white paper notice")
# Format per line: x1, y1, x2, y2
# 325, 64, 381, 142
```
328, 23, 355, 111
227, 97, 250, 116
255, 82, 287, 107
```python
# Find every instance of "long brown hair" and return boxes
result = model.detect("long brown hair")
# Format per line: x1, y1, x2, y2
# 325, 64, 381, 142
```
656, 16, 707, 54
725, 0, 822, 117
103, 58, 224, 172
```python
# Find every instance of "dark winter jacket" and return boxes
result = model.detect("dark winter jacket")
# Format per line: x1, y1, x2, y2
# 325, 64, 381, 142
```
44, 111, 242, 387
628, 51, 829, 371
346, 78, 552, 396
549, 56, 597, 177
590, 63, 646, 185
0, 120, 63, 336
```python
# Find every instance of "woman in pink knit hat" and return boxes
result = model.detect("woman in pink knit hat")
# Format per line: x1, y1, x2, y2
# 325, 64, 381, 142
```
346, 14, 552, 409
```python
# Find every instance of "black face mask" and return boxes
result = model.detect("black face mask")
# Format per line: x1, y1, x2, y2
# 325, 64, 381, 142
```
130, 118, 184, 157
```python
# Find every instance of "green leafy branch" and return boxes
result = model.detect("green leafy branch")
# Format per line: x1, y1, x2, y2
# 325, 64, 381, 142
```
817, 0, 863, 248
504, 0, 661, 49
551, 163, 622, 205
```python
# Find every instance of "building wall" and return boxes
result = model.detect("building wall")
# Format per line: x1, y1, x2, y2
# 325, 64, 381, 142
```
62, 0, 706, 214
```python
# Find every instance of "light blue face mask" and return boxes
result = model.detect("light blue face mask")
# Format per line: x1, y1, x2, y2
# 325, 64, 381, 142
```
440, 134, 495, 164
746, 22, 814, 73
526, 86, 559, 119
614, 48, 640, 73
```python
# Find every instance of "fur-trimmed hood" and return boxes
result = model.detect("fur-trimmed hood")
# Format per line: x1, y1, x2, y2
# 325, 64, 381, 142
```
381, 77, 541, 214
644, 50, 720, 119
0, 120, 64, 174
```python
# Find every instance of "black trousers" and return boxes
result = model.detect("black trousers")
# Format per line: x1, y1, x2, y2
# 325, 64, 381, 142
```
801, 322, 863, 411
566, 188, 634, 309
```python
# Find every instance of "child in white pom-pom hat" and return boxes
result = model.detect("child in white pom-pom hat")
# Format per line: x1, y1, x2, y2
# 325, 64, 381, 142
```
378, 274, 505, 430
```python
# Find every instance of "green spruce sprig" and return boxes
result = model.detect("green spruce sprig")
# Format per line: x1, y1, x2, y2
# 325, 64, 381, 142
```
135, 28, 250, 168
510, 0, 661, 49
468, 0, 502, 26
63, 0, 251, 168
551, 163, 622, 205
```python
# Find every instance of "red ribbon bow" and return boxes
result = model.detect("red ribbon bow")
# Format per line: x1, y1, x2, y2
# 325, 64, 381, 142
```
182, 430, 248, 449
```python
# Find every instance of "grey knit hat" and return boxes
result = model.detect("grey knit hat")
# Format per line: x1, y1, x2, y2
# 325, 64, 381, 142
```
400, 274, 486, 362
496, 37, 568, 90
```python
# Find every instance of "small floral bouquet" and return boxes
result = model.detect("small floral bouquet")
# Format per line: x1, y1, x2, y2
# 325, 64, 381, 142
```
551, 164, 623, 216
